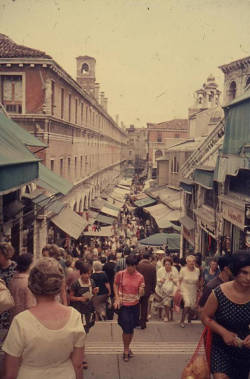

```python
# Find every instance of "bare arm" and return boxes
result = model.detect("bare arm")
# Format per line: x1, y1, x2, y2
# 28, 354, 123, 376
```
105, 282, 111, 296
69, 289, 88, 302
201, 291, 238, 346
60, 279, 68, 305
71, 347, 84, 379
4, 354, 20, 379
113, 274, 121, 308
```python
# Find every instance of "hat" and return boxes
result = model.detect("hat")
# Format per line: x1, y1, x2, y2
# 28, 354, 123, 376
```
155, 249, 165, 255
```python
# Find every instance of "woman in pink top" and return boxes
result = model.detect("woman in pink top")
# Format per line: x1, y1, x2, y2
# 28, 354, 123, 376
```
114, 255, 145, 362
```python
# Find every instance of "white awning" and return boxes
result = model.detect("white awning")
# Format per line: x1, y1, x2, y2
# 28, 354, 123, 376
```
144, 203, 181, 228
51, 207, 87, 239
147, 186, 181, 209
100, 205, 119, 218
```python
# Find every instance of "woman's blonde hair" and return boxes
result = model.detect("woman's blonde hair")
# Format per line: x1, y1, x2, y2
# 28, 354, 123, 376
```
186, 254, 196, 263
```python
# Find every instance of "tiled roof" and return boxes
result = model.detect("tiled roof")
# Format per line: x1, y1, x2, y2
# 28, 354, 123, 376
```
0, 34, 51, 59
153, 119, 188, 130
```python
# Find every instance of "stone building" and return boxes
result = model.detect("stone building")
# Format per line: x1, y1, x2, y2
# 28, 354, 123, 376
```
126, 124, 148, 173
147, 119, 189, 178
179, 56, 250, 257
0, 34, 127, 254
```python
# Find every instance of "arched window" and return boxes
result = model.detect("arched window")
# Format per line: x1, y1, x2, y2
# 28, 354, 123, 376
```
81, 63, 89, 74
229, 81, 237, 101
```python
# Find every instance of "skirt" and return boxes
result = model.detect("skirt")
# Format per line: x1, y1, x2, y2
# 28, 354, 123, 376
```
118, 304, 139, 334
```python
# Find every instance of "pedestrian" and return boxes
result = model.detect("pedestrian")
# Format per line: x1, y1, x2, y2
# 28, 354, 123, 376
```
137, 252, 156, 329
9, 253, 36, 319
201, 252, 250, 379
113, 255, 145, 362
3, 257, 85, 379
91, 261, 111, 320
202, 258, 220, 286
0, 242, 17, 331
198, 255, 234, 309
179, 255, 200, 328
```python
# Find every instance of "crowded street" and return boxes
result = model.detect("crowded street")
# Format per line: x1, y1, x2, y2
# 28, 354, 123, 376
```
1, 2, 250, 379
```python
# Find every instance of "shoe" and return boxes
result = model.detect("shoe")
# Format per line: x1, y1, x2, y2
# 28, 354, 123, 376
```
163, 317, 169, 322
180, 322, 185, 328
82, 361, 88, 369
123, 352, 129, 362
147, 314, 151, 320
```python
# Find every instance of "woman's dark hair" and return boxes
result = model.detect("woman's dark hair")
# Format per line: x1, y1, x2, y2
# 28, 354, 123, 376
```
217, 255, 233, 271
163, 256, 173, 265
108, 254, 116, 261
79, 263, 91, 275
75, 260, 84, 271
231, 252, 250, 276
100, 256, 107, 264
16, 253, 33, 273
126, 255, 137, 266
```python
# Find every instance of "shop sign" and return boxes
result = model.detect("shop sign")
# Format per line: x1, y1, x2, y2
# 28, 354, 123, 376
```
222, 203, 245, 230
183, 226, 194, 245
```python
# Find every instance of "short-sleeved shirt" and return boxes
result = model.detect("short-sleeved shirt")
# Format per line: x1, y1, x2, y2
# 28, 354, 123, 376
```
114, 269, 145, 306
91, 272, 108, 295
2, 307, 85, 379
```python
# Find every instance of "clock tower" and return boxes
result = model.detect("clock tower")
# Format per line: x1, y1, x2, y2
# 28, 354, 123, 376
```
76, 56, 96, 97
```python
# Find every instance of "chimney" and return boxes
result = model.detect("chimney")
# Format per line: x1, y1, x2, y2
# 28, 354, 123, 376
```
103, 97, 108, 112
100, 92, 105, 108
94, 83, 100, 102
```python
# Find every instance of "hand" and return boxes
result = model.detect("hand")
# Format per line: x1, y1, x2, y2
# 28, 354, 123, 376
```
242, 335, 250, 348
222, 330, 238, 346
114, 298, 121, 309
93, 287, 99, 294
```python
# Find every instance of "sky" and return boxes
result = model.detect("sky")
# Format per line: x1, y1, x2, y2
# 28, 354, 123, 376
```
0, 0, 250, 128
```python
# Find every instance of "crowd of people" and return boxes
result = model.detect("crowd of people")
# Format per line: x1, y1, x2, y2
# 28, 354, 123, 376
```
0, 190, 250, 378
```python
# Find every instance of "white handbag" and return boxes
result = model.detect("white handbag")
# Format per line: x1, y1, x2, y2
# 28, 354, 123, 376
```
0, 278, 15, 313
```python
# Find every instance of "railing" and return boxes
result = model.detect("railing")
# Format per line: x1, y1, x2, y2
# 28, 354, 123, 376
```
180, 119, 225, 178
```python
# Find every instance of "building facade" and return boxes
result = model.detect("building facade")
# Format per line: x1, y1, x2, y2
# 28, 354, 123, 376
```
147, 119, 189, 178
179, 57, 250, 257
0, 34, 128, 254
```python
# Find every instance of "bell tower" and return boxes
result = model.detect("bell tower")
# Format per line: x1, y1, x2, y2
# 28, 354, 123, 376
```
76, 56, 96, 97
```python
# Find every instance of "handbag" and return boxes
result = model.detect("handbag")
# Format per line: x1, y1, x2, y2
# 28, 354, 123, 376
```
0, 279, 15, 314
181, 326, 212, 379
114, 272, 124, 315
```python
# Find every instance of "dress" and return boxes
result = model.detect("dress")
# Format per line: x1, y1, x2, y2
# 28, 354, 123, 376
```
9, 273, 36, 318
211, 286, 250, 379
154, 267, 179, 308
2, 307, 86, 379
179, 266, 200, 308
0, 261, 17, 329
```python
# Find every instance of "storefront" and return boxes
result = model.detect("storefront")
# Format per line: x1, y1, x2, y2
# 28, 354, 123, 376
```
221, 197, 246, 253
194, 206, 217, 256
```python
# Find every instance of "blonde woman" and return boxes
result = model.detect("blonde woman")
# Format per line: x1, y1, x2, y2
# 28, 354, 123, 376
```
3, 258, 85, 379
179, 255, 200, 327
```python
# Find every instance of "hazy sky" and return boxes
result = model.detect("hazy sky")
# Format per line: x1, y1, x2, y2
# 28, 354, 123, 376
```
1, 0, 250, 127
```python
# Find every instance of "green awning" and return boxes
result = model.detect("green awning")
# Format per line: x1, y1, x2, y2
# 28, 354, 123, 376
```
134, 196, 157, 207
0, 113, 47, 147
0, 114, 39, 193
37, 163, 73, 195
96, 213, 115, 225
222, 95, 250, 155
139, 232, 180, 251
179, 179, 194, 194
194, 168, 214, 189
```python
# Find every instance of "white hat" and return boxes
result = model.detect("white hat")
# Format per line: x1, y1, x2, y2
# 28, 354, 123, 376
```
155, 249, 165, 255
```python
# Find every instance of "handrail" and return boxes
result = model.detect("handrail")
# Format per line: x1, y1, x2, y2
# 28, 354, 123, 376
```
180, 119, 225, 178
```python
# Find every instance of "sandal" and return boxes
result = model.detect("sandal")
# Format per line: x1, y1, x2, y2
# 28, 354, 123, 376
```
82, 361, 88, 369
123, 352, 129, 362
128, 349, 134, 358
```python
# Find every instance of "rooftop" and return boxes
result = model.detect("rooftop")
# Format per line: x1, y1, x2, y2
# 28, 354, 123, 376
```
0, 34, 51, 58
148, 119, 188, 130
